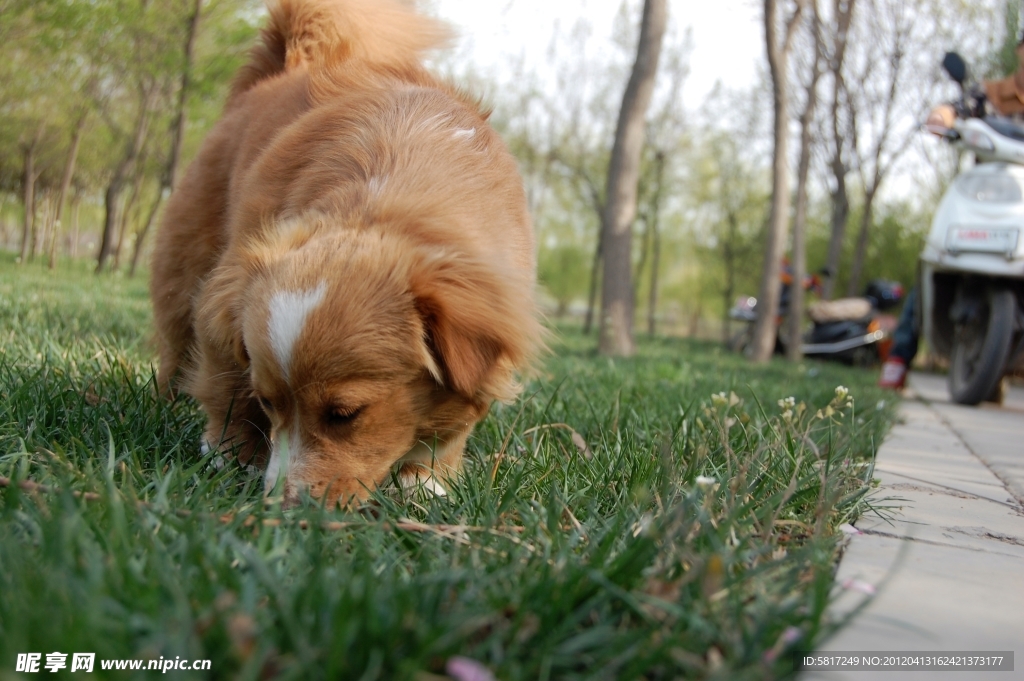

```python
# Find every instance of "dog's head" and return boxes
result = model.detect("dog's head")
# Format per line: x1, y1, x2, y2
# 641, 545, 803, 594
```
200, 219, 536, 505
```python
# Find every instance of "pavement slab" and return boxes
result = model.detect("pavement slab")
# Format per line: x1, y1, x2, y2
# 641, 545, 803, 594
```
800, 374, 1024, 681
928, 402, 1024, 506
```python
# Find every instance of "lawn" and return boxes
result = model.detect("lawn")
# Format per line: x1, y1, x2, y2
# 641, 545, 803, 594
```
0, 253, 898, 680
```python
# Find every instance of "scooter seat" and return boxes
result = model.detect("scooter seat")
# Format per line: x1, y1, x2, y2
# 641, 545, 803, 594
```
808, 297, 873, 323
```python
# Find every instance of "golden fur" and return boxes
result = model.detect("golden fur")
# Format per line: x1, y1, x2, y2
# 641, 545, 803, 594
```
150, 0, 541, 505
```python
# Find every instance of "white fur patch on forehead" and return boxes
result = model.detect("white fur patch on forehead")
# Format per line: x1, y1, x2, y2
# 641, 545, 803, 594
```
452, 127, 476, 140
268, 281, 328, 379
367, 175, 388, 197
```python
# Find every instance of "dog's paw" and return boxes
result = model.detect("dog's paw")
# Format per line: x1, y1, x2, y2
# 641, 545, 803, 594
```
399, 469, 448, 497
201, 439, 233, 470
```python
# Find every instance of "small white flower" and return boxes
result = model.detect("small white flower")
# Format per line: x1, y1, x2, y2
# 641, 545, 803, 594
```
835, 385, 849, 401
711, 391, 741, 408
777, 396, 796, 409
695, 475, 717, 488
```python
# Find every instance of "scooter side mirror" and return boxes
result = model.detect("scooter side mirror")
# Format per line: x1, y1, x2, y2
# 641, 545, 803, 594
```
942, 52, 967, 85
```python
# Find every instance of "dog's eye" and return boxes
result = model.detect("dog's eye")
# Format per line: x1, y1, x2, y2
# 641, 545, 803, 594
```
254, 395, 274, 414
325, 406, 362, 428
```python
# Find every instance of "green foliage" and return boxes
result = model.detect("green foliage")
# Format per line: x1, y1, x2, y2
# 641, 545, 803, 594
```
856, 208, 928, 291
0, 256, 899, 679
685, 130, 770, 319
0, 0, 260, 260
807, 201, 928, 298
986, 0, 1022, 78
538, 243, 591, 315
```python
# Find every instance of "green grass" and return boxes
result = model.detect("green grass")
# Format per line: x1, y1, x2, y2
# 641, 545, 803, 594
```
0, 253, 898, 680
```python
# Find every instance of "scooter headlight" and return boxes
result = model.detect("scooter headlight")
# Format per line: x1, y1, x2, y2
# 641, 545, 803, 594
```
955, 173, 1022, 202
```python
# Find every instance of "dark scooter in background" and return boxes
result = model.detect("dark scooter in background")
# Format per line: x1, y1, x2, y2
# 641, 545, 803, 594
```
729, 278, 904, 365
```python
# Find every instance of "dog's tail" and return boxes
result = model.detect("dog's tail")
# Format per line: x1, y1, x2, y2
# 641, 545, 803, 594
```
229, 0, 451, 104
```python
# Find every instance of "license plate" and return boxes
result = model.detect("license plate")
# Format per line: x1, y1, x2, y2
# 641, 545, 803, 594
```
947, 226, 1019, 254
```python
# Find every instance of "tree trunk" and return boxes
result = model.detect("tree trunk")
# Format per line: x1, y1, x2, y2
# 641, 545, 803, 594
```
46, 195, 62, 269
821, 0, 856, 300
688, 301, 702, 338
646, 151, 665, 337
96, 84, 155, 273
18, 135, 40, 264
166, 0, 203, 190
846, 184, 877, 296
842, 4, 912, 298
750, 78, 789, 363
634, 215, 651, 303
114, 168, 146, 270
647, 220, 661, 337
823, 156, 848, 300
31, 194, 50, 262
97, 177, 124, 272
0, 193, 7, 247
69, 191, 82, 259
129, 190, 166, 277
129, 0, 203, 278
751, 0, 806, 363
786, 0, 822, 362
48, 111, 87, 270
722, 212, 738, 344
598, 0, 668, 357
583, 235, 602, 334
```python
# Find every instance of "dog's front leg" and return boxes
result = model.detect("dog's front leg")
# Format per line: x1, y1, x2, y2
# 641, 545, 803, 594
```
192, 343, 270, 468
397, 427, 471, 497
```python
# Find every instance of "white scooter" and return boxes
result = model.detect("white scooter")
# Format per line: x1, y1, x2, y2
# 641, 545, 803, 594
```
920, 52, 1024, 405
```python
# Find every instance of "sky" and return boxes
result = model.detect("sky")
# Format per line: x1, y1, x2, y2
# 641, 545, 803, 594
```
425, 0, 975, 206
430, 0, 766, 111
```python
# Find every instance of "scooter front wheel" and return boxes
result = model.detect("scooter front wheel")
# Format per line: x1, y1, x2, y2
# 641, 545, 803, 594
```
948, 289, 1016, 406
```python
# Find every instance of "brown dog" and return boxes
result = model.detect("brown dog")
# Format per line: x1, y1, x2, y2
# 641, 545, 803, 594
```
149, 0, 541, 505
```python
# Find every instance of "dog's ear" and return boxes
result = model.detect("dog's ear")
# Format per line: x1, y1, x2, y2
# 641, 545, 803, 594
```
197, 235, 289, 371
195, 264, 252, 371
410, 251, 538, 403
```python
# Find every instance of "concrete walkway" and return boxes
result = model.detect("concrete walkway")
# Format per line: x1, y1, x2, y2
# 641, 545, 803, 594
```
801, 373, 1024, 681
